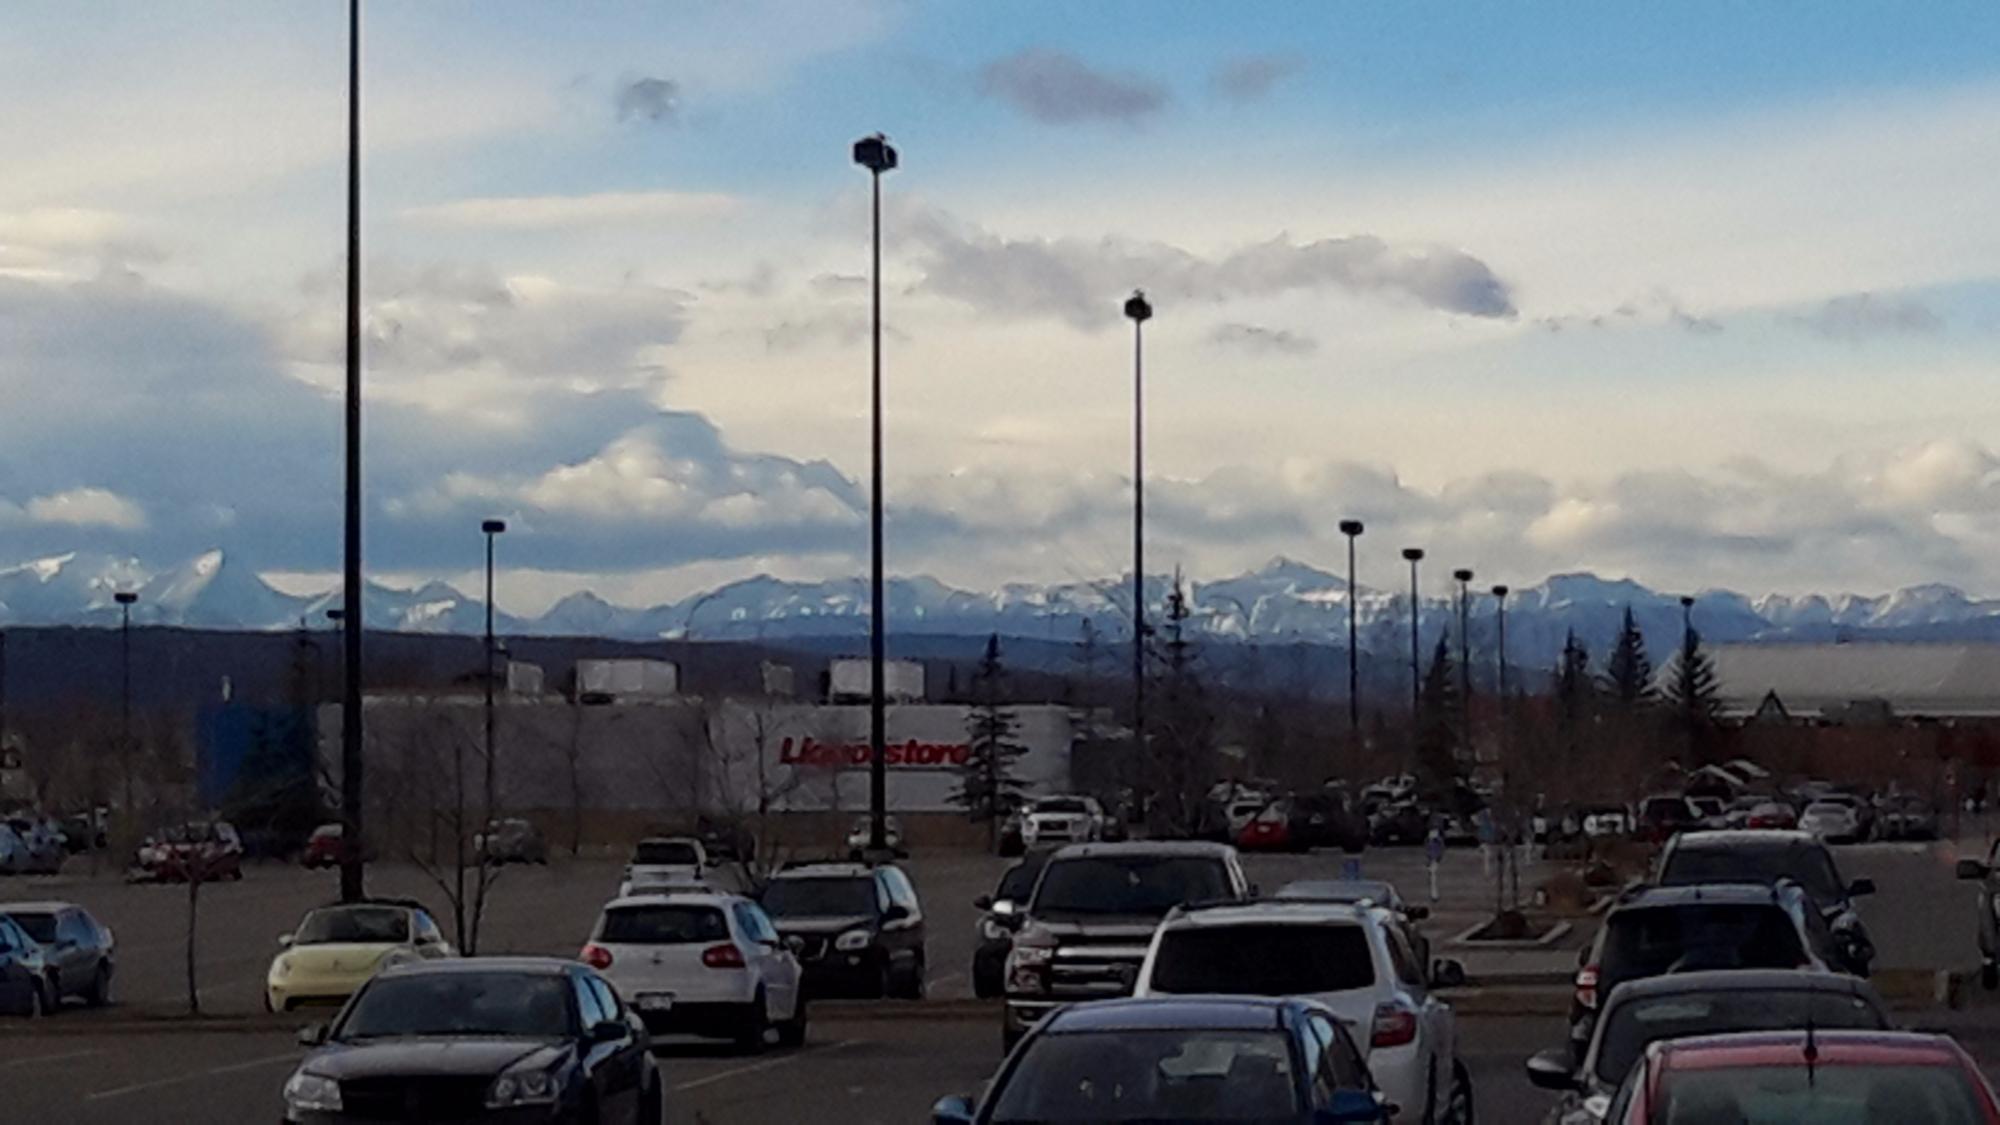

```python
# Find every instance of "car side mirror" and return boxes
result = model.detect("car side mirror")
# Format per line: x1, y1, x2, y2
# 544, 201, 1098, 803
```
784, 934, 806, 954
278, 933, 295, 947
1958, 860, 1990, 881
1430, 958, 1467, 989
1849, 878, 1876, 897
590, 1020, 628, 1044
990, 899, 1016, 917
882, 904, 910, 923
931, 1095, 977, 1125
1406, 906, 1430, 921
1525, 1047, 1581, 1091
973, 895, 994, 911
297, 1023, 329, 1047
1321, 1089, 1393, 1122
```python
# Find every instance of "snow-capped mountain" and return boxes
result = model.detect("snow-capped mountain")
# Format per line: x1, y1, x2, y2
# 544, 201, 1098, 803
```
8, 548, 2000, 661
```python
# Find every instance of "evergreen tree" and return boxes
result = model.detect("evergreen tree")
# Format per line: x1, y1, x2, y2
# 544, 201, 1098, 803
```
954, 635, 1030, 845
1664, 624, 1723, 764
1556, 629, 1596, 782
1152, 574, 1212, 836
1415, 630, 1462, 794
1601, 607, 1657, 705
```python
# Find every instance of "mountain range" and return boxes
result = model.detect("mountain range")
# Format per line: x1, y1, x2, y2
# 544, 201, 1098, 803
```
7, 549, 2000, 667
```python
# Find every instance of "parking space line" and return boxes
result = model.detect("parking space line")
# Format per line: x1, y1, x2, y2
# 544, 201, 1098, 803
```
0, 1048, 101, 1070
84, 1051, 299, 1101
672, 1039, 860, 1093
927, 970, 964, 988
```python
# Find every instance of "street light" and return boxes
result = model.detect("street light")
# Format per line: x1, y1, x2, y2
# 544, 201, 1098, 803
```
1401, 549, 1424, 734
1339, 519, 1364, 743
852, 132, 897, 855
482, 519, 506, 815
1453, 568, 1474, 754
339, 0, 367, 905
1125, 288, 1153, 756
1491, 585, 1511, 701
115, 590, 137, 815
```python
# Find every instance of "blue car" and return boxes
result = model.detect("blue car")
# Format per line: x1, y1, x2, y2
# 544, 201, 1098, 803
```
932, 996, 1393, 1124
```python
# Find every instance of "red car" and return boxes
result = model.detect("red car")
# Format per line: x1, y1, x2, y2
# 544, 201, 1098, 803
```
300, 823, 363, 869
1235, 799, 1296, 852
1610, 1029, 2000, 1124
1743, 801, 1798, 830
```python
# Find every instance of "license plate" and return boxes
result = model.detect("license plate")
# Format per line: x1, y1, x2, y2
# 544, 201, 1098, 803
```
636, 993, 675, 1012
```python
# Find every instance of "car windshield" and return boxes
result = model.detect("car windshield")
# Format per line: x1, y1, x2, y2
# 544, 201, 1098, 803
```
5, 912, 57, 944
599, 904, 728, 944
1657, 1062, 1985, 1125
336, 972, 571, 1040
1149, 923, 1375, 995
1032, 857, 1231, 917
296, 906, 410, 945
1595, 991, 1888, 1084
1603, 905, 1807, 983
761, 877, 877, 918
997, 861, 1045, 903
1037, 798, 1089, 814
1660, 844, 1845, 903
633, 840, 701, 866
990, 1029, 1301, 1123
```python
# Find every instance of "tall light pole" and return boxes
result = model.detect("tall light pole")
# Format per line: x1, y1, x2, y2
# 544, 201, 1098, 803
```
1491, 585, 1510, 700
1125, 289, 1153, 757
338, 0, 367, 905
482, 519, 506, 826
115, 591, 137, 815
1401, 549, 1424, 730
1453, 568, 1474, 755
1339, 520, 1364, 744
853, 132, 897, 854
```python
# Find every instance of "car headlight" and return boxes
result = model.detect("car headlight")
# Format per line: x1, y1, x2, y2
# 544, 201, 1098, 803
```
273, 955, 294, 978
1006, 945, 1053, 995
1559, 1094, 1610, 1125
487, 1065, 559, 1108
283, 1070, 342, 1113
834, 928, 873, 952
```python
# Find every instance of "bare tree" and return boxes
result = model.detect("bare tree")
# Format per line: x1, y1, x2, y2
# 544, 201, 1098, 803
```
375, 699, 504, 954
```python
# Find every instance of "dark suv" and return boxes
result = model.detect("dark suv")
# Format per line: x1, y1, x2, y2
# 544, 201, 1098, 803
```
758, 862, 927, 999
1656, 830, 1875, 975
1001, 841, 1250, 1049
1569, 883, 1833, 1061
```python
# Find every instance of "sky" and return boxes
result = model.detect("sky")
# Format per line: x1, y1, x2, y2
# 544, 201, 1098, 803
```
6, 1, 2000, 614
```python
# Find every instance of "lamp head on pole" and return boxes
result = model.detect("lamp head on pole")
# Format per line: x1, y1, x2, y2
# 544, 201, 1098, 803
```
1338, 519, 1364, 537
114, 591, 138, 607
482, 518, 507, 536
851, 133, 897, 173
325, 608, 346, 623
1491, 584, 1510, 599
1452, 568, 1474, 584
1124, 289, 1153, 323
1401, 547, 1425, 563
1680, 595, 1695, 608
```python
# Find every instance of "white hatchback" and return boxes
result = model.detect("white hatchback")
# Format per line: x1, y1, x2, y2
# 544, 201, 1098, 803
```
581, 891, 806, 1053
1133, 898, 1469, 1124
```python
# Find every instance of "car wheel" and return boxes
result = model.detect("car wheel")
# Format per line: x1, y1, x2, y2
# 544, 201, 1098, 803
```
1444, 1060, 1475, 1125
1984, 961, 1998, 992
874, 960, 894, 1000
735, 989, 769, 1054
639, 1076, 664, 1125
777, 993, 808, 1048
901, 957, 928, 1001
86, 964, 112, 1007
1420, 1059, 1439, 1125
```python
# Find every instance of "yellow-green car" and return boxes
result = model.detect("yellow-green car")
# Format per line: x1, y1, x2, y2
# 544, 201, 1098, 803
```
265, 901, 453, 1012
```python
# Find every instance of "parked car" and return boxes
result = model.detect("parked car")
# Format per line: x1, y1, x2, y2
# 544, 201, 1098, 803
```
1743, 801, 1799, 830
131, 820, 244, 883
931, 996, 1393, 1125
0, 901, 115, 1009
1818, 791, 1878, 841
1798, 800, 1863, 844
1634, 796, 1700, 843
619, 837, 707, 896
1021, 795, 1105, 850
844, 815, 907, 860
475, 818, 549, 865
300, 823, 370, 869
282, 958, 661, 1125
1600, 1030, 2000, 1125
1, 818, 66, 874
1687, 796, 1729, 830
1569, 883, 1834, 1062
1878, 795, 1939, 841
1656, 830, 1876, 976
1371, 802, 1431, 846
1956, 844, 2000, 989
995, 805, 1026, 857
1581, 805, 1634, 839
1277, 878, 1436, 969
972, 850, 1051, 999
58, 810, 107, 853
0, 913, 52, 1017
1527, 970, 1891, 1124
581, 890, 804, 1052
266, 899, 453, 1012
759, 862, 926, 999
1002, 841, 1250, 1049
1239, 793, 1369, 854
1133, 898, 1469, 1124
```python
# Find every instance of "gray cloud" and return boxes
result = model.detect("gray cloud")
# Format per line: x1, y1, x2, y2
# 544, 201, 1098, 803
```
1211, 54, 1304, 102
1794, 292, 1942, 341
614, 75, 681, 124
903, 210, 1515, 327
762, 311, 908, 353
979, 48, 1167, 125
1208, 322, 1318, 356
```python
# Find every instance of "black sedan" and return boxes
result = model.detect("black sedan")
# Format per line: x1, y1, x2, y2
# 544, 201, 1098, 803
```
283, 958, 660, 1124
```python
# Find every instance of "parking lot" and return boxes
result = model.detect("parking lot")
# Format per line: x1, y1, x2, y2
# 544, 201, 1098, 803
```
1, 838, 1993, 1122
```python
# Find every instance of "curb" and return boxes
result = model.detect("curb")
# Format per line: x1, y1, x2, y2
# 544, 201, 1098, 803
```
1445, 920, 1575, 950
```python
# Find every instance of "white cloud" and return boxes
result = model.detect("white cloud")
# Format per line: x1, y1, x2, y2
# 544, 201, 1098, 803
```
399, 192, 740, 230
23, 487, 147, 531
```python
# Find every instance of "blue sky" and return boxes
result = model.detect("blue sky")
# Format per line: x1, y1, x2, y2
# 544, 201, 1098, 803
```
6, 1, 2000, 613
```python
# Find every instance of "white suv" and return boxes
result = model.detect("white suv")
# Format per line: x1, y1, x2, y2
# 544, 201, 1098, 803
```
581, 891, 806, 1053
1132, 898, 1468, 1124
1021, 796, 1104, 849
